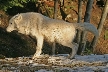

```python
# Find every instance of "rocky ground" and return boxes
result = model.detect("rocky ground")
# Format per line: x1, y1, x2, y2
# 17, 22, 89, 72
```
0, 54, 108, 72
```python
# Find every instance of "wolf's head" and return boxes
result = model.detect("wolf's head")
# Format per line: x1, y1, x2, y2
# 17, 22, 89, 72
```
6, 14, 28, 34
7, 14, 22, 32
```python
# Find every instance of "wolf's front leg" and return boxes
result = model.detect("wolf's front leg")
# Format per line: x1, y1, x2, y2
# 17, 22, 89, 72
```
52, 42, 56, 55
32, 35, 44, 59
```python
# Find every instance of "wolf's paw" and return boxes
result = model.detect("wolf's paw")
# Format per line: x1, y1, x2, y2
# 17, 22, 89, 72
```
32, 53, 41, 60
67, 55, 75, 59
32, 54, 50, 60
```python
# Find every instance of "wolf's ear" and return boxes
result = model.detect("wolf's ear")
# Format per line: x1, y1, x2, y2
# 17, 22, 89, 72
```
14, 14, 22, 24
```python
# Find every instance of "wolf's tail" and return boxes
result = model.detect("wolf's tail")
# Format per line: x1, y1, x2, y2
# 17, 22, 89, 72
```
73, 22, 99, 37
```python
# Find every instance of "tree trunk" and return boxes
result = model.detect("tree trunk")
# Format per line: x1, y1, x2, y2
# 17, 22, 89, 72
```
77, 0, 83, 23
53, 0, 58, 19
91, 0, 108, 49
84, 0, 94, 22
80, 0, 94, 54
77, 0, 83, 55
52, 0, 58, 55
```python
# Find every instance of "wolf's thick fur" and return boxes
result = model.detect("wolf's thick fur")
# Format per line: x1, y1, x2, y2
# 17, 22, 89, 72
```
6, 12, 99, 59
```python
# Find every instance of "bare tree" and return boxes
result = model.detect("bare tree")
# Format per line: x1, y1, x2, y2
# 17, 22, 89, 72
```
52, 0, 58, 55
91, 0, 108, 49
80, 0, 94, 54
76, 0, 83, 55
77, 0, 83, 23
53, 0, 58, 19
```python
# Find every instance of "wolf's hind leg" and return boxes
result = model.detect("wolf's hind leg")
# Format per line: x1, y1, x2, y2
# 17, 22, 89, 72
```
32, 35, 44, 59
61, 42, 78, 59
68, 43, 79, 59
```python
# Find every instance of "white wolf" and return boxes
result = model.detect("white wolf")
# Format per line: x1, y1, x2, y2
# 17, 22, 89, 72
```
6, 12, 99, 59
